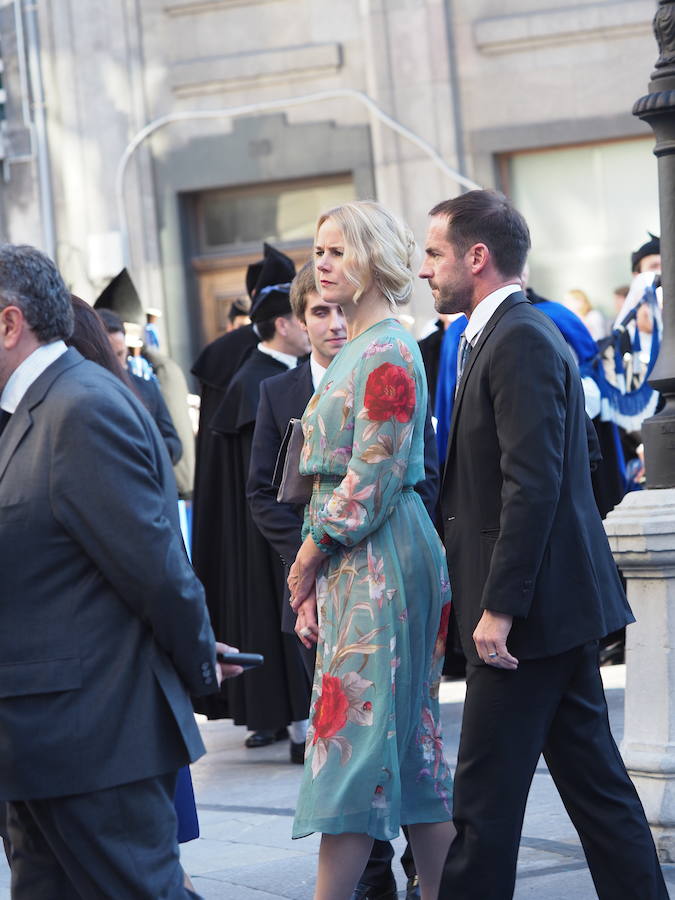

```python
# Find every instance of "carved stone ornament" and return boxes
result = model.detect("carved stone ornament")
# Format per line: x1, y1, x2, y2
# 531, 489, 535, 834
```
654, 0, 675, 70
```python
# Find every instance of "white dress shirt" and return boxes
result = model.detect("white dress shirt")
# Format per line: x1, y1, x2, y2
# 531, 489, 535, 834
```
257, 343, 298, 369
1, 340, 68, 413
310, 355, 328, 391
464, 284, 521, 347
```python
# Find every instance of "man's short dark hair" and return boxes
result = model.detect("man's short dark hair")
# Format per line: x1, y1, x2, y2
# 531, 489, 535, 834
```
0, 244, 73, 341
429, 190, 531, 279
255, 313, 293, 342
228, 298, 250, 323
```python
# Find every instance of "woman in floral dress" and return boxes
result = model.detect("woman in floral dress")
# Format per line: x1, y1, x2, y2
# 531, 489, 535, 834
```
288, 201, 455, 900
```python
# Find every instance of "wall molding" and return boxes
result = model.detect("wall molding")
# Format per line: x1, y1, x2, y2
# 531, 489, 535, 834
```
474, 1, 654, 55
470, 111, 649, 157
165, 0, 283, 17
169, 43, 342, 97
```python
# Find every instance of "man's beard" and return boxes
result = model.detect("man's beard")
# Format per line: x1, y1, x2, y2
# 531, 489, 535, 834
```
434, 282, 471, 316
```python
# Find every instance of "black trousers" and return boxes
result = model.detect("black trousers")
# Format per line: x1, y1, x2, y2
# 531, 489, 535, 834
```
7, 772, 199, 900
439, 640, 668, 900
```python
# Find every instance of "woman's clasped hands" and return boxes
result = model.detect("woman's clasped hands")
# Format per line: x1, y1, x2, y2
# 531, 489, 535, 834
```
288, 535, 324, 649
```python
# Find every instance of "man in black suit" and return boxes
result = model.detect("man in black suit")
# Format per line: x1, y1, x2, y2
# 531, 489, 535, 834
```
0, 244, 239, 898
247, 261, 348, 680
418, 191, 667, 899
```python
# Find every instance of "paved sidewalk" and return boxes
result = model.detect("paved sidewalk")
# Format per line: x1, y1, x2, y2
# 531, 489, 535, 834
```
0, 665, 672, 898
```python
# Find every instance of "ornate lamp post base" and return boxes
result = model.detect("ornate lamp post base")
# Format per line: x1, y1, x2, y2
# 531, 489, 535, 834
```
605, 490, 675, 860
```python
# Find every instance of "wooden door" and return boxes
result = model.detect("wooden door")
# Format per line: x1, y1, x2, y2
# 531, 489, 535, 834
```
192, 244, 312, 346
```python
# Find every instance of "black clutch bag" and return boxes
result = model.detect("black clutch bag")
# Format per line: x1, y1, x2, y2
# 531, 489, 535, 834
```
273, 418, 314, 505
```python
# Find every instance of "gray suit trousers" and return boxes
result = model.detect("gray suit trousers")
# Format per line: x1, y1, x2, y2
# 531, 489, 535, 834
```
7, 772, 201, 900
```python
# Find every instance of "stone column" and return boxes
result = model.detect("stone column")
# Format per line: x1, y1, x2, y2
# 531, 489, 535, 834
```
605, 490, 675, 861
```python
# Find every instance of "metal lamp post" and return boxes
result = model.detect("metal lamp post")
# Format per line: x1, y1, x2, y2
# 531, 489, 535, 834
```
634, 0, 675, 487
601, 3, 675, 860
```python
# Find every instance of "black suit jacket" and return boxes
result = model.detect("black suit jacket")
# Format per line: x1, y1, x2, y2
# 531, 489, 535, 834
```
441, 292, 633, 665
0, 348, 217, 800
131, 372, 182, 465
247, 359, 442, 634
247, 362, 313, 634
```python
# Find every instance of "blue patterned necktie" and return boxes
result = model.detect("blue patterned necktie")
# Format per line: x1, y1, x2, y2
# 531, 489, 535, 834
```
456, 333, 473, 393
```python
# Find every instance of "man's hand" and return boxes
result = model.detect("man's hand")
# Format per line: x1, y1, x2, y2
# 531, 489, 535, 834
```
214, 641, 244, 686
473, 610, 519, 670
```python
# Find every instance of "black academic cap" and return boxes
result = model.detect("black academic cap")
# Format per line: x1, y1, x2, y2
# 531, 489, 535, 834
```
246, 243, 295, 299
249, 283, 292, 323
94, 269, 144, 325
228, 297, 251, 322
631, 233, 660, 273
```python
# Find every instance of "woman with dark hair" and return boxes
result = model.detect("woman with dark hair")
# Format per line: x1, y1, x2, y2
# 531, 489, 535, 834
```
71, 297, 183, 466
69, 295, 135, 388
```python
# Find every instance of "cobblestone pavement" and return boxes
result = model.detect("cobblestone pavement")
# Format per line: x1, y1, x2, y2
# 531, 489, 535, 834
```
0, 666, 672, 898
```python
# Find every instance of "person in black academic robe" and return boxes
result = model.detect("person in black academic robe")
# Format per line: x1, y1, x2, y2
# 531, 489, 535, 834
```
210, 347, 311, 739
190, 244, 295, 720
190, 325, 258, 720
205, 280, 313, 746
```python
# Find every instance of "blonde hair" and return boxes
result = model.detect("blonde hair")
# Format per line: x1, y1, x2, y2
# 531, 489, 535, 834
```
315, 201, 415, 307
290, 260, 318, 323
564, 288, 591, 317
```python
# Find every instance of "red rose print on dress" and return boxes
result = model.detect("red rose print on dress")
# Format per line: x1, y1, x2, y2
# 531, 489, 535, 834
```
308, 671, 375, 778
364, 363, 416, 423
312, 674, 349, 743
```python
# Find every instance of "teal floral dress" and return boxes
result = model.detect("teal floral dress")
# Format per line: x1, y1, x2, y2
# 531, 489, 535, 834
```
292, 318, 453, 841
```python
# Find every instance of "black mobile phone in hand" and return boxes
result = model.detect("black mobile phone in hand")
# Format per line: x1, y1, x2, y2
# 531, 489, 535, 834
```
216, 652, 264, 670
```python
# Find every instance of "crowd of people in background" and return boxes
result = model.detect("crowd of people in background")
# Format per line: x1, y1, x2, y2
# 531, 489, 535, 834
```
0, 191, 667, 900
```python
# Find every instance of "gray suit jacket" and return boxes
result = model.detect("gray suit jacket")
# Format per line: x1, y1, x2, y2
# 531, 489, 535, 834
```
0, 348, 217, 800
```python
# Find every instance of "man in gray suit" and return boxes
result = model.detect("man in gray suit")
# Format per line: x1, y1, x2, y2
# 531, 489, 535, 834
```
0, 244, 239, 899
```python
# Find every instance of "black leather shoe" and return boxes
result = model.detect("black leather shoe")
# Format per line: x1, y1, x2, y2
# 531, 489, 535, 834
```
405, 875, 421, 899
599, 639, 625, 666
351, 876, 397, 899
290, 740, 305, 764
244, 727, 288, 748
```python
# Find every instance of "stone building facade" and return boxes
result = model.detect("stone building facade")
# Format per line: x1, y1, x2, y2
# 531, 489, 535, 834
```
0, 0, 661, 371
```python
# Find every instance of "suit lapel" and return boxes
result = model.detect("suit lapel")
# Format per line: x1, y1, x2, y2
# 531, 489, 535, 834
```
299, 360, 314, 404
285, 360, 313, 422
0, 348, 82, 485
445, 291, 529, 462
0, 404, 33, 485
